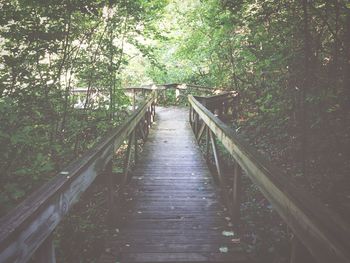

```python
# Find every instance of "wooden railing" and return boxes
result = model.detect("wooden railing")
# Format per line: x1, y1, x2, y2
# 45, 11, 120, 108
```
125, 83, 215, 105
188, 94, 350, 263
194, 91, 239, 120
0, 92, 156, 263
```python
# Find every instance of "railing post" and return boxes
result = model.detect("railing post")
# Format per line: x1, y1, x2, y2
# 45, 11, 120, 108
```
209, 130, 223, 181
176, 88, 180, 102
134, 129, 138, 165
194, 112, 199, 136
149, 106, 153, 125
123, 132, 135, 184
151, 102, 156, 122
144, 113, 149, 137
138, 121, 146, 141
192, 107, 196, 131
205, 126, 210, 162
104, 160, 116, 226
232, 162, 242, 226
36, 233, 56, 263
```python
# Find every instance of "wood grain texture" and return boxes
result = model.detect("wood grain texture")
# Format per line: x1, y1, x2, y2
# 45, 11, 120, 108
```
0, 95, 156, 263
100, 107, 249, 263
188, 95, 350, 263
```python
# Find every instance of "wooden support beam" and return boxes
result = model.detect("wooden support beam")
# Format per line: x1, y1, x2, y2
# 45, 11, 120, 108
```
232, 162, 242, 226
191, 107, 196, 132
188, 94, 350, 263
151, 103, 156, 122
189, 106, 192, 124
104, 161, 116, 225
194, 112, 199, 136
205, 126, 210, 162
196, 122, 206, 142
134, 130, 138, 165
142, 114, 149, 138
146, 108, 150, 127
0, 94, 157, 263
209, 130, 223, 182
148, 107, 153, 126
138, 121, 146, 141
175, 88, 180, 102
123, 132, 135, 184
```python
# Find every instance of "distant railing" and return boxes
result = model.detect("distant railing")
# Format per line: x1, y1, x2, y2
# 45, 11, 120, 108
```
125, 83, 215, 106
0, 92, 156, 263
188, 94, 350, 263
194, 91, 239, 120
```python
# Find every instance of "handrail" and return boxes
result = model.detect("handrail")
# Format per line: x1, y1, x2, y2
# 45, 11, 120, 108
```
188, 94, 350, 263
0, 92, 156, 263
193, 90, 238, 101
125, 83, 213, 91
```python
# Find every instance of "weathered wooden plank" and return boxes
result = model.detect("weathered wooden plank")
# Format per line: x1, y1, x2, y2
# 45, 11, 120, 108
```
209, 130, 223, 181
100, 107, 246, 263
232, 163, 242, 225
189, 95, 350, 263
106, 242, 242, 253
196, 122, 206, 142
122, 131, 135, 184
0, 94, 156, 263
116, 252, 248, 263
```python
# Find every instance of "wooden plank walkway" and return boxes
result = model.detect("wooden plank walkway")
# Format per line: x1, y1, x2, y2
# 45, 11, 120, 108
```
99, 107, 249, 263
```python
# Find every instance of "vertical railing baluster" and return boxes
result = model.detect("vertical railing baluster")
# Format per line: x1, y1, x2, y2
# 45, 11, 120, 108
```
232, 162, 242, 226
209, 130, 223, 182
149, 107, 152, 126
194, 112, 199, 136
134, 129, 138, 165
123, 131, 135, 184
205, 126, 210, 162
104, 160, 116, 225
189, 106, 192, 125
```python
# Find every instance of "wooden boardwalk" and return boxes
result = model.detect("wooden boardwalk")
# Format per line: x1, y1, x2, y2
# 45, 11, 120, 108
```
99, 107, 249, 263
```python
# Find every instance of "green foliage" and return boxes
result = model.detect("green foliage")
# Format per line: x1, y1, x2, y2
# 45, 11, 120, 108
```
139, 0, 350, 261
0, 0, 167, 215
1, 0, 349, 261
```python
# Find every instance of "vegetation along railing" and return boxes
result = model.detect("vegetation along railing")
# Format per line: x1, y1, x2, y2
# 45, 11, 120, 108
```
0, 92, 156, 263
125, 83, 215, 105
188, 94, 350, 263
194, 91, 239, 120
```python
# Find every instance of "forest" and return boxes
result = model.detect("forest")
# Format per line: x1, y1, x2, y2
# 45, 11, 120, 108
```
0, 0, 349, 262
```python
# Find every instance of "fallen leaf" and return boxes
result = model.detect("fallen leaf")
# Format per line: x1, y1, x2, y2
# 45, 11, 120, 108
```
222, 230, 235, 237
219, 246, 228, 253
231, 238, 240, 244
